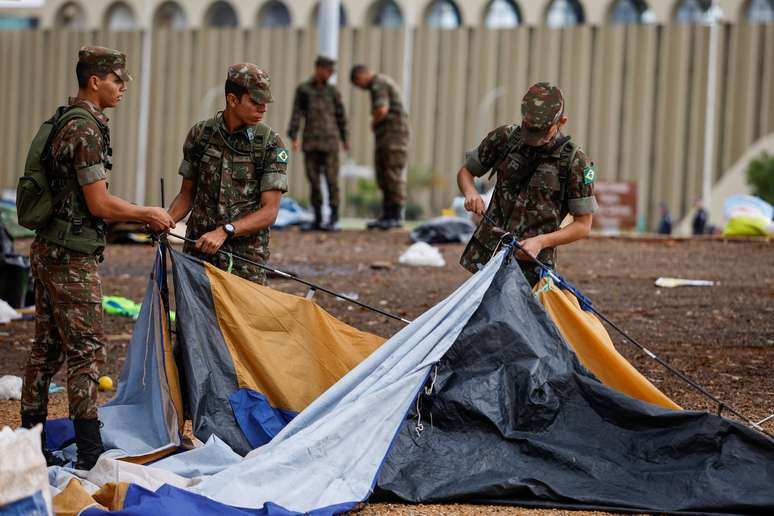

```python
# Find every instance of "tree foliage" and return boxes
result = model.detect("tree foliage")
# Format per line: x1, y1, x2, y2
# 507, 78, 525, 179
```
747, 152, 774, 206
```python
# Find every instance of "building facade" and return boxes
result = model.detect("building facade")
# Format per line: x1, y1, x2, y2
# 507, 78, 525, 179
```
1, 0, 773, 31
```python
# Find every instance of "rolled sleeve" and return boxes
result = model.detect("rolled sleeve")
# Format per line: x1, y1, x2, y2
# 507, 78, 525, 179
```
178, 159, 195, 180
64, 120, 105, 184
464, 146, 487, 177
76, 163, 107, 185
261, 172, 288, 193
179, 123, 203, 181
370, 80, 389, 111
567, 147, 598, 216
461, 124, 515, 178
568, 195, 598, 216
261, 131, 289, 193
373, 97, 389, 110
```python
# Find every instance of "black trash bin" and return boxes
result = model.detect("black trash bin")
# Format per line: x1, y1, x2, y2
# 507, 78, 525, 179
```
0, 254, 31, 309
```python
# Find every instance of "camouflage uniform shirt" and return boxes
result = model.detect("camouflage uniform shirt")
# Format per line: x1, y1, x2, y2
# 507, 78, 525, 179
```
460, 124, 598, 275
47, 97, 111, 227
369, 74, 410, 150
287, 78, 348, 152
179, 112, 289, 283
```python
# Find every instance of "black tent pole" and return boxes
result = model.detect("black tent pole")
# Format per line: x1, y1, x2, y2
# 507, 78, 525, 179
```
164, 232, 412, 325
158, 178, 173, 330
482, 214, 772, 438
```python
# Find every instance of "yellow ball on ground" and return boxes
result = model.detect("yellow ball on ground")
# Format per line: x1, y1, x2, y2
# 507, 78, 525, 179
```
98, 376, 114, 391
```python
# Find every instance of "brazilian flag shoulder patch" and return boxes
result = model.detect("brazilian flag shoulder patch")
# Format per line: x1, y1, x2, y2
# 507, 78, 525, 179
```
276, 148, 289, 164
583, 164, 596, 185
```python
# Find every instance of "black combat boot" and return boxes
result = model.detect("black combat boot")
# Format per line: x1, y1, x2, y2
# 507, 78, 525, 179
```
21, 412, 66, 467
322, 207, 342, 232
73, 418, 104, 470
366, 203, 388, 230
301, 205, 323, 231
377, 204, 403, 230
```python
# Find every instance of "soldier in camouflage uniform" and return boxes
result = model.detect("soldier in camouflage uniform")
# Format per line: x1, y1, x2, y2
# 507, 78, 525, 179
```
21, 47, 175, 469
458, 82, 597, 286
168, 64, 288, 285
350, 64, 410, 230
288, 55, 348, 231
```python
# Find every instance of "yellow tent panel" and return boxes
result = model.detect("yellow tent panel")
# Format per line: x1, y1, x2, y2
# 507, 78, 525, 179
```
535, 278, 680, 410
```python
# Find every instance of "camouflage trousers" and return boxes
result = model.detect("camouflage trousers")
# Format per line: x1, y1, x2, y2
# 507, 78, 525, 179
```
304, 150, 340, 210
21, 238, 105, 420
374, 146, 407, 207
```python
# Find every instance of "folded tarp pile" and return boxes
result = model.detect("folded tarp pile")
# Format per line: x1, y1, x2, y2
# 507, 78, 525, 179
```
45, 247, 774, 515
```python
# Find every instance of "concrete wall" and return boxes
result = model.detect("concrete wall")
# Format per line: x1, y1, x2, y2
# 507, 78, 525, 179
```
1, 23, 773, 228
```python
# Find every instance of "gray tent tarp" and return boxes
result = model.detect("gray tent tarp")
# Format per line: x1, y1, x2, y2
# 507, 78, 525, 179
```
376, 256, 774, 514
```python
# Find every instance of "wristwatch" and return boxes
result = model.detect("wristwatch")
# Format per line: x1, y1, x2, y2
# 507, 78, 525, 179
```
223, 223, 235, 238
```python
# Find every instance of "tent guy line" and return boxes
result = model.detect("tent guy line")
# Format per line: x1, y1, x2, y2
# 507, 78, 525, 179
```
482, 214, 773, 439
164, 232, 412, 325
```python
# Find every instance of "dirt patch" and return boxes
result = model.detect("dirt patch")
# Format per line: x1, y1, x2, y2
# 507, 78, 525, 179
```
1, 231, 772, 514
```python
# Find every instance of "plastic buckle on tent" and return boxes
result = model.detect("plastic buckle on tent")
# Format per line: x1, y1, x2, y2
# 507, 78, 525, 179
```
305, 288, 316, 300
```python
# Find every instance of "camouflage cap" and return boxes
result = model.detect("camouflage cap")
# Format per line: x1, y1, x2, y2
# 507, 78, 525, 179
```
227, 63, 273, 103
315, 55, 336, 69
78, 46, 132, 82
520, 82, 564, 146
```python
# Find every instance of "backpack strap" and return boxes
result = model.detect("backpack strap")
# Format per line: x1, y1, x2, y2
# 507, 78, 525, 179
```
190, 118, 218, 168
251, 123, 272, 169
43, 106, 102, 208
557, 138, 579, 215
42, 106, 97, 163
488, 124, 522, 181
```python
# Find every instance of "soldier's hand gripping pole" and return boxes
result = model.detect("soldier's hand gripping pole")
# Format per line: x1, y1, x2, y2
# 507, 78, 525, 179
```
480, 213, 772, 438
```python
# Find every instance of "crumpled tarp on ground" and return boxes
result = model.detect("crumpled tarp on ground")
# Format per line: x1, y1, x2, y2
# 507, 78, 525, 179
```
409, 216, 475, 244
376, 257, 774, 514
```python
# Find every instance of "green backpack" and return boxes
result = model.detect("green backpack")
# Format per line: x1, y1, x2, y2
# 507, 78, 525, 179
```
16, 106, 95, 230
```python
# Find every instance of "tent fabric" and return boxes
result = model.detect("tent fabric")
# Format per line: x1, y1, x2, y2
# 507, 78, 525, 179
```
228, 389, 297, 448
72, 248, 504, 514
534, 277, 680, 410
376, 256, 774, 513
170, 249, 385, 454
98, 248, 182, 458
148, 435, 242, 477
52, 479, 129, 515
202, 253, 385, 411
43, 418, 74, 450
55, 246, 774, 515
184, 248, 504, 511
63, 248, 500, 514
81, 484, 323, 516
